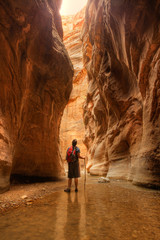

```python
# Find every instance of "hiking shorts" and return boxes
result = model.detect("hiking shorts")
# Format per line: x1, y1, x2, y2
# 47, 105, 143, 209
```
68, 161, 80, 178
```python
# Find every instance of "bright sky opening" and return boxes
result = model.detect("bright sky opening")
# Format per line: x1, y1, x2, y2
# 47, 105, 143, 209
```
60, 0, 87, 16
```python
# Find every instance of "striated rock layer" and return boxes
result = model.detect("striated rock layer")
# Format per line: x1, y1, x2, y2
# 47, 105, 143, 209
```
82, 0, 160, 187
60, 9, 87, 160
0, 0, 73, 193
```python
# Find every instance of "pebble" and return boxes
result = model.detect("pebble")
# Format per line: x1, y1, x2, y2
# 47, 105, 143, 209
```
98, 177, 110, 183
26, 202, 32, 206
21, 195, 28, 199
132, 230, 138, 238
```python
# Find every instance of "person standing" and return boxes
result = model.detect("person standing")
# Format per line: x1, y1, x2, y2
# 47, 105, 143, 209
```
64, 139, 85, 192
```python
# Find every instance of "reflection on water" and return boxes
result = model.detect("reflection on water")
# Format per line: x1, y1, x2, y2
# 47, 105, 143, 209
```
0, 177, 160, 240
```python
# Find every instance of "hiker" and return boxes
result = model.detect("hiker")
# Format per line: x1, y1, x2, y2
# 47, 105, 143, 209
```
64, 139, 85, 192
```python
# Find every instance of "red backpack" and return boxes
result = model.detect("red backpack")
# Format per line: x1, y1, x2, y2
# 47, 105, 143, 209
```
66, 146, 77, 162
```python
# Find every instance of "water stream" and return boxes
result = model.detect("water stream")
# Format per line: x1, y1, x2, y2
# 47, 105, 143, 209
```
0, 176, 160, 240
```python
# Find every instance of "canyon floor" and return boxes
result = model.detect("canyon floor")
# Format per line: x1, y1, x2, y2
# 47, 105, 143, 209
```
0, 178, 68, 213
0, 174, 160, 240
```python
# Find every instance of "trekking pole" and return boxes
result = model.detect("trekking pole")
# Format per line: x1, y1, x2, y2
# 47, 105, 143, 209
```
84, 157, 86, 188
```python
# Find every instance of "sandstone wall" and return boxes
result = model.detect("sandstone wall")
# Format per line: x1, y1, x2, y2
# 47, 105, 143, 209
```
0, 0, 73, 193
82, 0, 160, 187
60, 9, 87, 160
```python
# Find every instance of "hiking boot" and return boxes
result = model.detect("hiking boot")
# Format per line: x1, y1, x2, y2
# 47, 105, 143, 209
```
64, 188, 70, 193
75, 188, 78, 192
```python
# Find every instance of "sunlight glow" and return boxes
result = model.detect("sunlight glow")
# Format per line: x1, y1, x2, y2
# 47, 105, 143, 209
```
60, 0, 87, 15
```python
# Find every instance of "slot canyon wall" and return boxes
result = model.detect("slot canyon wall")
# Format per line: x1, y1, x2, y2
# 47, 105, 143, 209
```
82, 0, 160, 187
0, 0, 73, 193
60, 8, 87, 160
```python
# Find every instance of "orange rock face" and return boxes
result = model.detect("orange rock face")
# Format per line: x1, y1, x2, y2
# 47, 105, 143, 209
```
0, 0, 73, 193
60, 9, 87, 159
82, 0, 160, 187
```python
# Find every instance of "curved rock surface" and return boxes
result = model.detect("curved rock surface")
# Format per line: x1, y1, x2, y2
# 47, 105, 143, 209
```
60, 9, 87, 159
0, 0, 73, 193
82, 0, 160, 187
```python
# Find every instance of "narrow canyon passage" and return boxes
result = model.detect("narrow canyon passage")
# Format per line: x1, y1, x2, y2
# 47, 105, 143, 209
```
0, 0, 159, 192
0, 0, 160, 239
0, 176, 160, 240
60, 9, 87, 161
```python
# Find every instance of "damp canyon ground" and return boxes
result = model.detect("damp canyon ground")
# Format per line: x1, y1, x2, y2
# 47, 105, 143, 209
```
0, 175, 160, 240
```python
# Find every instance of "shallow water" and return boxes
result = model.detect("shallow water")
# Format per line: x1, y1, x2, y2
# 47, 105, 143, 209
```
0, 176, 160, 240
